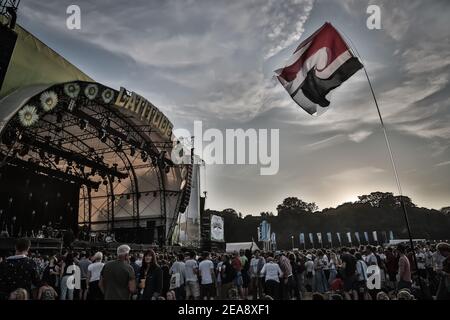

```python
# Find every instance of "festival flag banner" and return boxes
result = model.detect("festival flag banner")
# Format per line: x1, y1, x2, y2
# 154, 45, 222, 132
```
271, 232, 276, 244
354, 231, 360, 243
372, 231, 378, 242
299, 233, 305, 244
346, 232, 352, 244
275, 22, 363, 115
364, 231, 369, 243
389, 230, 394, 241
336, 232, 341, 244
326, 232, 332, 243
382, 231, 387, 243
308, 233, 314, 245
317, 232, 322, 243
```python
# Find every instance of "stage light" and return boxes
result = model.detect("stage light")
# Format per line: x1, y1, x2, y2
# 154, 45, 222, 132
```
99, 129, 107, 143
114, 137, 122, 149
18, 145, 29, 157
141, 151, 148, 162
79, 119, 88, 130
130, 145, 136, 157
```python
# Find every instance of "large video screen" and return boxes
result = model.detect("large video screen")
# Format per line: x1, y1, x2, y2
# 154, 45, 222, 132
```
210, 214, 224, 242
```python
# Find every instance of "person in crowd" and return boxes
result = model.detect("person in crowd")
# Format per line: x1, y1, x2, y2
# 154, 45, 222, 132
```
385, 246, 398, 290
304, 254, 315, 292
376, 291, 390, 300
9, 288, 28, 300
278, 251, 295, 299
140, 250, 163, 300
87, 252, 104, 300
294, 253, 306, 299
184, 251, 200, 300
219, 254, 235, 299
231, 251, 243, 298
160, 258, 171, 298
355, 252, 369, 300
0, 238, 40, 300
38, 280, 58, 300
169, 253, 186, 300
99, 244, 136, 300
260, 253, 283, 299
328, 251, 340, 285
42, 255, 59, 290
78, 251, 91, 300
340, 247, 357, 300
313, 250, 328, 294
241, 250, 251, 300
59, 252, 76, 300
198, 251, 215, 300
249, 250, 265, 300
435, 242, 450, 300
397, 244, 412, 291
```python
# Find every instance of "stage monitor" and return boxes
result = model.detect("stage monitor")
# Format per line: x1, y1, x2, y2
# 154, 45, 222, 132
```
210, 214, 224, 242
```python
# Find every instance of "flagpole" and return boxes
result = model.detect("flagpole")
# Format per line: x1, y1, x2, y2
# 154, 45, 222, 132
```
341, 31, 423, 295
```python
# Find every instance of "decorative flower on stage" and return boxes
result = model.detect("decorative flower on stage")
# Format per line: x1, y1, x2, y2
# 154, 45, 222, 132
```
64, 83, 80, 98
85, 84, 98, 100
102, 89, 114, 104
18, 105, 39, 127
40, 91, 58, 112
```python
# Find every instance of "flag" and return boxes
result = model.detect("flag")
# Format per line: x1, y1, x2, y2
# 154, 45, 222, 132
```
317, 232, 322, 243
308, 233, 314, 245
389, 230, 394, 241
299, 233, 305, 244
346, 232, 352, 243
354, 232, 360, 243
275, 22, 363, 115
372, 231, 378, 242
364, 231, 369, 243
336, 232, 341, 244
382, 231, 387, 243
271, 232, 276, 244
326, 232, 332, 244
257, 227, 261, 241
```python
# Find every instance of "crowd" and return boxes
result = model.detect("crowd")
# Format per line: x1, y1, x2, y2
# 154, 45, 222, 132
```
0, 238, 449, 300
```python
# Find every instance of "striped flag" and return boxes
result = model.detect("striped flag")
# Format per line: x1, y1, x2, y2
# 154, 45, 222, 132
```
336, 232, 341, 244
275, 22, 363, 115
389, 230, 394, 241
309, 233, 314, 245
317, 232, 322, 244
326, 232, 332, 244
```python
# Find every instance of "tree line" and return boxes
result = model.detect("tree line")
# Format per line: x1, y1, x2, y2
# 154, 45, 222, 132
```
207, 192, 450, 249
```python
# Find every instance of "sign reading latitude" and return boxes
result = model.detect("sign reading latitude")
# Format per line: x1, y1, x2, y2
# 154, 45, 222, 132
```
114, 87, 173, 140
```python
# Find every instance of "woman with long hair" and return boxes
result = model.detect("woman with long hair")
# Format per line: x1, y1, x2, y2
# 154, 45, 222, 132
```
139, 250, 163, 300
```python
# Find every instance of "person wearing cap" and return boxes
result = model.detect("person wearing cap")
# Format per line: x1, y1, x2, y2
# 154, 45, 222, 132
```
87, 252, 104, 300
304, 254, 315, 292
99, 245, 136, 300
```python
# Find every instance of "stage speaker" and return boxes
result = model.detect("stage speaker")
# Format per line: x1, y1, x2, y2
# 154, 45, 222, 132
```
0, 24, 18, 92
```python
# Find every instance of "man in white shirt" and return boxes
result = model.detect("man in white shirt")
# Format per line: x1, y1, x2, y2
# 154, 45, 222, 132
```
170, 253, 186, 300
198, 252, 215, 300
260, 254, 283, 299
87, 252, 104, 300
184, 251, 200, 300
249, 250, 265, 299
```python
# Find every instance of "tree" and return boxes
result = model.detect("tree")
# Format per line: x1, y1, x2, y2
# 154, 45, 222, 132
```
357, 192, 395, 207
441, 207, 450, 214
276, 197, 318, 213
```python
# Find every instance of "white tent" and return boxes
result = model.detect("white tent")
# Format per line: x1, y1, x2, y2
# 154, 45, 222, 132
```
226, 242, 260, 253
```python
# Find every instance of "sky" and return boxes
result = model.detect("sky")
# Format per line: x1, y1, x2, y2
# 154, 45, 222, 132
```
16, 0, 450, 215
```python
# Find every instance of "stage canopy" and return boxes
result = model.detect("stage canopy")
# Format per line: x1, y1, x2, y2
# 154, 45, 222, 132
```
0, 17, 193, 244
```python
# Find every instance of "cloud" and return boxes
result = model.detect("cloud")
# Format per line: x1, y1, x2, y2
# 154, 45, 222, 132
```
436, 161, 450, 167
348, 130, 373, 143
